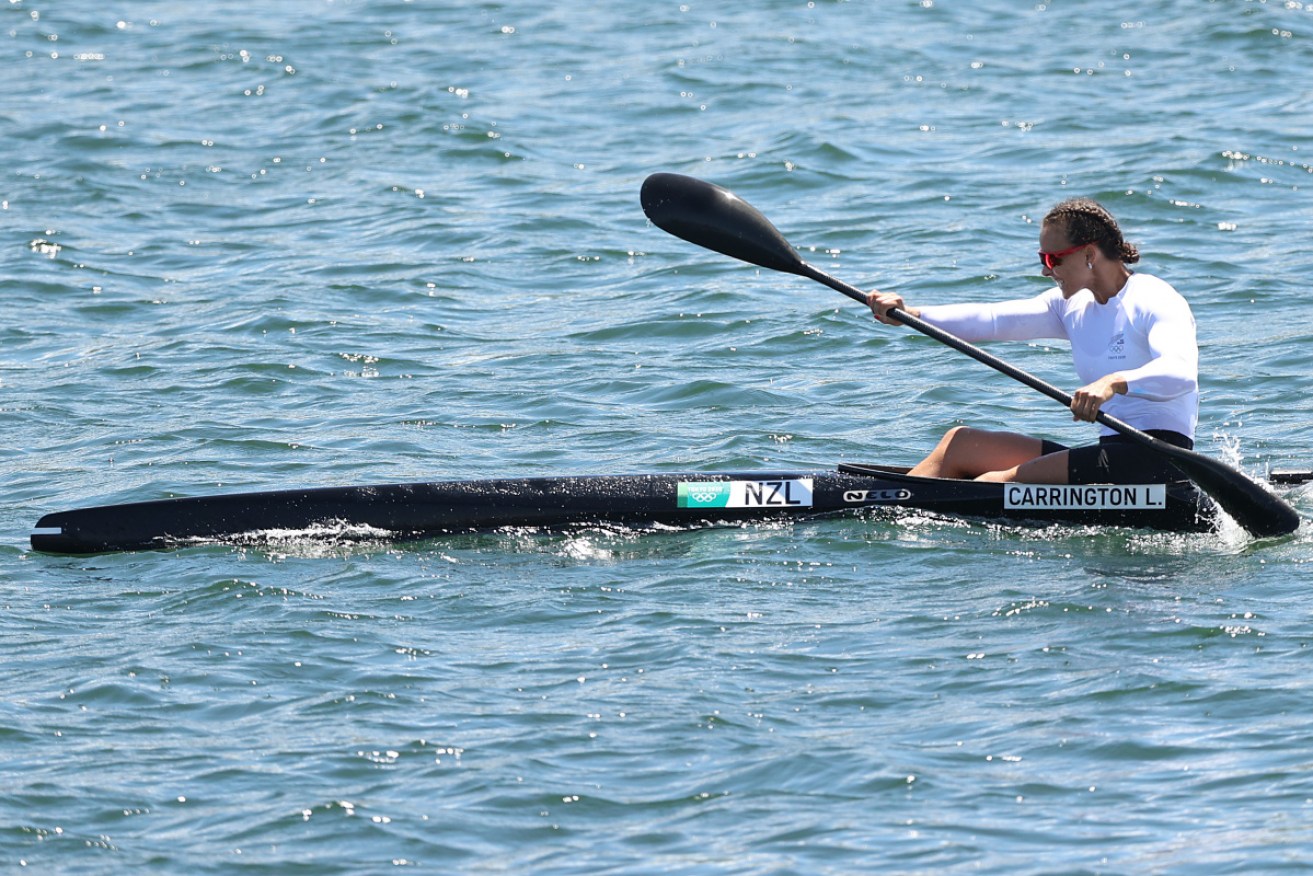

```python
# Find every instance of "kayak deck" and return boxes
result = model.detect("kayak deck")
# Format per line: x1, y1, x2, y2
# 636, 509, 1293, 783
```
29, 464, 1221, 555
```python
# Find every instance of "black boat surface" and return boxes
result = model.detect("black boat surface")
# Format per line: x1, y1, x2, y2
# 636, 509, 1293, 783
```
30, 463, 1222, 555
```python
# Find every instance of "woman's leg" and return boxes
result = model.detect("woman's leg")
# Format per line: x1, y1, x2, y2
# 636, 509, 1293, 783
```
976, 447, 1070, 484
909, 426, 1068, 483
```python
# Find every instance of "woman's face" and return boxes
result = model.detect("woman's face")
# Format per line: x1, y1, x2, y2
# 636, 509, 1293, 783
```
1038, 223, 1091, 298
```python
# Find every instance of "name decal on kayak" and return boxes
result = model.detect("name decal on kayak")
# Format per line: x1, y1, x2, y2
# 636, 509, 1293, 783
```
1004, 484, 1167, 511
677, 479, 814, 509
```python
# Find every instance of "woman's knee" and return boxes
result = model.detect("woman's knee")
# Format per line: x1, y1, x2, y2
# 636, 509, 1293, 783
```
939, 425, 975, 447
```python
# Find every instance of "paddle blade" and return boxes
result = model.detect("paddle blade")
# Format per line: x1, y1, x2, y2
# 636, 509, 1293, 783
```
641, 173, 807, 275
1165, 446, 1301, 537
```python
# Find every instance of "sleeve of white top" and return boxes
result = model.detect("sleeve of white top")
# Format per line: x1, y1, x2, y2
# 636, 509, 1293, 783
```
916, 292, 1066, 342
1120, 294, 1199, 401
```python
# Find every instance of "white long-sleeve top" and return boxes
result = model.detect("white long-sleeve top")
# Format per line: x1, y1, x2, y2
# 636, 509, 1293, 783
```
917, 273, 1199, 439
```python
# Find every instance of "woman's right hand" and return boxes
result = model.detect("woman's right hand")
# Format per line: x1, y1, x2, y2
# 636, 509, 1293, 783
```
867, 289, 916, 326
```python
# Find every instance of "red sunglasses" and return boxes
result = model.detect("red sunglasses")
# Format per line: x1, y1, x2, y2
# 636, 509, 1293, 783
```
1038, 242, 1087, 271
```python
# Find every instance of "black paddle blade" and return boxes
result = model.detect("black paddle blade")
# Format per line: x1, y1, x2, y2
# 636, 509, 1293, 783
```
640, 173, 806, 275
1165, 446, 1301, 537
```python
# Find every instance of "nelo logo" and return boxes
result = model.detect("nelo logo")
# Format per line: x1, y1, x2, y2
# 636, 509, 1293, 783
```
843, 489, 912, 503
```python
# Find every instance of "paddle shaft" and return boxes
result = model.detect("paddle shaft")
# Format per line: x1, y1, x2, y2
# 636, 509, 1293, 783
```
798, 261, 1124, 430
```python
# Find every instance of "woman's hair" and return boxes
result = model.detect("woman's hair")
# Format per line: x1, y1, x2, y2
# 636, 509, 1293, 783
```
1044, 198, 1141, 264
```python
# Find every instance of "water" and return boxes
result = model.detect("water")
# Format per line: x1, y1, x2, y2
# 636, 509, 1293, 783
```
4, 0, 1313, 871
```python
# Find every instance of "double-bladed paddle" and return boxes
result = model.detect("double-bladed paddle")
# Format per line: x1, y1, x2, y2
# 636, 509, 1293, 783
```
639, 171, 1301, 538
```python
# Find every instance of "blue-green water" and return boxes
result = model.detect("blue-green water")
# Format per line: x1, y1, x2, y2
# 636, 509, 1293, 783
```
5, 1, 1313, 872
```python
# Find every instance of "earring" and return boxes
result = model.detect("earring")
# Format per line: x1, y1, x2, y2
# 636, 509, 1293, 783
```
1087, 261, 1093, 270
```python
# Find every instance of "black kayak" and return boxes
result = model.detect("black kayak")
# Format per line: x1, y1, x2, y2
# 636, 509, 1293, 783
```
29, 463, 1221, 555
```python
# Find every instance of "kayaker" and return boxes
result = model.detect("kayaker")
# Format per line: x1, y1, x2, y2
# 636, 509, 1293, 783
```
867, 197, 1198, 485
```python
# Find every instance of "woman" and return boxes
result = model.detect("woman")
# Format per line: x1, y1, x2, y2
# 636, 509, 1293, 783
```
867, 197, 1198, 485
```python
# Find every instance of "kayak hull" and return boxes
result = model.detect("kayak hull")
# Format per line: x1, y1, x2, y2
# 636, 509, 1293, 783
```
29, 464, 1217, 555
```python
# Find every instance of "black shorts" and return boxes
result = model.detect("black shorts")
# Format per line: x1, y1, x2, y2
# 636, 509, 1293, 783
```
1041, 431, 1192, 485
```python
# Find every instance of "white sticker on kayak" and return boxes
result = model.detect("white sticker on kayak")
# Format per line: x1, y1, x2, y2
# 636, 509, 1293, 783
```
678, 479, 814, 509
1004, 484, 1167, 511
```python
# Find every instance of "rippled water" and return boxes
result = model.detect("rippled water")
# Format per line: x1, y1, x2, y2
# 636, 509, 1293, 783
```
5, 1, 1313, 872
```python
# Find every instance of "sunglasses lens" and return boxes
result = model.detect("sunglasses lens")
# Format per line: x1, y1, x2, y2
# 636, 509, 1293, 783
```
1039, 243, 1081, 271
